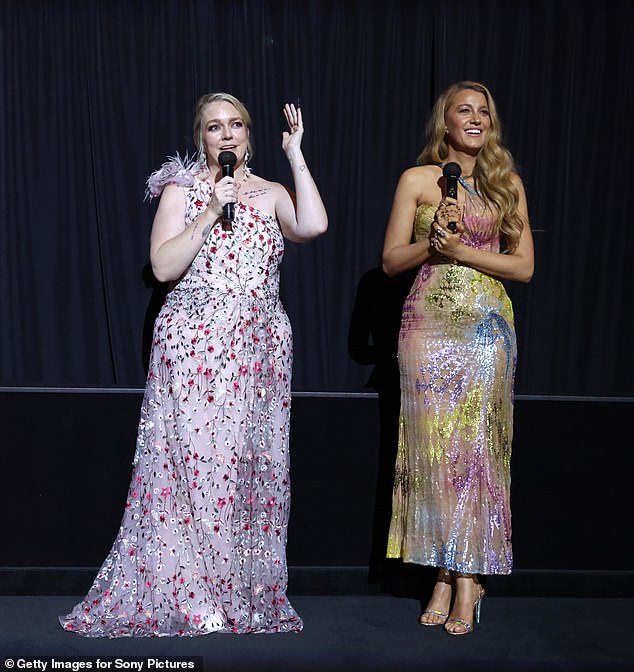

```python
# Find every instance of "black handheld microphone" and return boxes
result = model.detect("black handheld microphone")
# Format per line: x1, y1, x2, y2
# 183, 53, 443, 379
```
218, 151, 237, 221
443, 162, 461, 231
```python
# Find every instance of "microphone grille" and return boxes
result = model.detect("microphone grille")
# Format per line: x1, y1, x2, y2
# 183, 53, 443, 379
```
218, 151, 237, 166
443, 162, 462, 178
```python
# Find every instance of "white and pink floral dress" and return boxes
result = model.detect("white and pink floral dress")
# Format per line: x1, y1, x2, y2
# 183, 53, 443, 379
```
60, 162, 302, 636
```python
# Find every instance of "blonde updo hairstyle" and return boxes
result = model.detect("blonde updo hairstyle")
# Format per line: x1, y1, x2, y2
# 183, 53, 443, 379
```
193, 92, 254, 164
418, 81, 523, 252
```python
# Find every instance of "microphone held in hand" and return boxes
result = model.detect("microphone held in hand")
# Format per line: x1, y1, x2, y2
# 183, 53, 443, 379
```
443, 162, 461, 231
218, 151, 237, 221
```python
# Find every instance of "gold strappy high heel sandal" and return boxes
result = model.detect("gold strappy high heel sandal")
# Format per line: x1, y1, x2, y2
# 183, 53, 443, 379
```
419, 568, 453, 626
444, 572, 485, 636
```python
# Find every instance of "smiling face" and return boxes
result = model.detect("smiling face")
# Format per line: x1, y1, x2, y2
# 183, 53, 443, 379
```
201, 101, 250, 168
444, 88, 491, 155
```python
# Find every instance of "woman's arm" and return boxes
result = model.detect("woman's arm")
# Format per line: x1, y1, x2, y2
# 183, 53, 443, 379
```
382, 168, 434, 277
275, 104, 328, 242
149, 184, 222, 282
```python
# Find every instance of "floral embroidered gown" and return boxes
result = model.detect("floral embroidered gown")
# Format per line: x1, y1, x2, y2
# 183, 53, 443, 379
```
387, 191, 516, 575
60, 160, 303, 636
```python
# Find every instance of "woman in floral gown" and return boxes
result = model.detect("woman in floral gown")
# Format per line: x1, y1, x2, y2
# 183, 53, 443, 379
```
382, 82, 534, 635
60, 93, 327, 636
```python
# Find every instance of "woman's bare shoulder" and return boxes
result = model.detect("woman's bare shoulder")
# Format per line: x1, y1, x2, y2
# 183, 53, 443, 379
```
400, 164, 441, 187
397, 165, 442, 206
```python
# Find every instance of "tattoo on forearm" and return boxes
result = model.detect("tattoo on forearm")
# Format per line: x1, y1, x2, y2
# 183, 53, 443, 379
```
299, 164, 306, 172
189, 221, 199, 240
201, 223, 211, 238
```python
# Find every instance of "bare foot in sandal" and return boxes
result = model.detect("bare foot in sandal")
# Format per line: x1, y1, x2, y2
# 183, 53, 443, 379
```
419, 568, 452, 626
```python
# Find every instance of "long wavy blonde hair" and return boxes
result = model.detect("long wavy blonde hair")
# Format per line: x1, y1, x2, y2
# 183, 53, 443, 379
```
418, 81, 523, 251
193, 92, 254, 162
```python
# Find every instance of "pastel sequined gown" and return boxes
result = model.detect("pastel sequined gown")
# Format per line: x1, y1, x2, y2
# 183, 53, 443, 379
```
387, 191, 516, 575
60, 161, 302, 636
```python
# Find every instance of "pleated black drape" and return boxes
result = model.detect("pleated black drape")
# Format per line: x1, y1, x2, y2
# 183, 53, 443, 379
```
1, 0, 632, 394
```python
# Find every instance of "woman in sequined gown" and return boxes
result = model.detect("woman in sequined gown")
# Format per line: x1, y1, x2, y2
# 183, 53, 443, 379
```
382, 82, 534, 635
59, 93, 327, 637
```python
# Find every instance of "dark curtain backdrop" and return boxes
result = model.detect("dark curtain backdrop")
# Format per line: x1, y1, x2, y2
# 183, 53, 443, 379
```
1, 0, 632, 394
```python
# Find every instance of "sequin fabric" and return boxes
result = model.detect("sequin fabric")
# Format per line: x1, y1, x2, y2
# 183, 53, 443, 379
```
60, 172, 302, 636
387, 193, 516, 575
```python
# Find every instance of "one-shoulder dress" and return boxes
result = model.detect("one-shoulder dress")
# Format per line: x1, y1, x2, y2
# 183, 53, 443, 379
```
387, 191, 516, 575
60, 163, 303, 636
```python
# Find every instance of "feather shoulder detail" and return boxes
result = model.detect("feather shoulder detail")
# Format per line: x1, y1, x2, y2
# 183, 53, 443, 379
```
145, 153, 204, 200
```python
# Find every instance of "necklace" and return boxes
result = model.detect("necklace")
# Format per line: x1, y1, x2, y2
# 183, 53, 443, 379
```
458, 175, 481, 197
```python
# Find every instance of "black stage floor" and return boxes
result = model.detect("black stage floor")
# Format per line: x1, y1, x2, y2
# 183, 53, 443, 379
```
2, 594, 633, 671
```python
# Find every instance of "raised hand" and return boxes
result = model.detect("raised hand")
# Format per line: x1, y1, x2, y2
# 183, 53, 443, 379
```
282, 103, 304, 155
